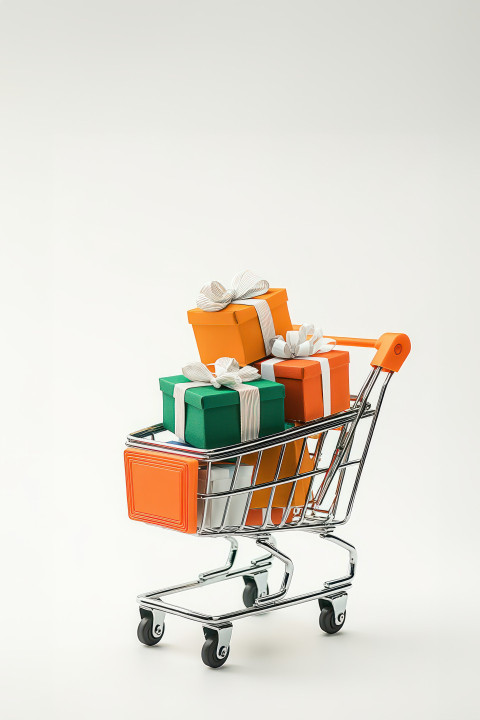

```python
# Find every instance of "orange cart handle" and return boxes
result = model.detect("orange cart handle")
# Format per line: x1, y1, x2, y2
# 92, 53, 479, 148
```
292, 326, 411, 372
327, 333, 411, 372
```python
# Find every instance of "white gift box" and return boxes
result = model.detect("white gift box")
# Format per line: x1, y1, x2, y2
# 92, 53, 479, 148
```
204, 464, 253, 529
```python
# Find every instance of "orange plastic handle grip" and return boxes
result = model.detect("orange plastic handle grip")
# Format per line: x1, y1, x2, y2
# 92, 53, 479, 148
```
327, 333, 411, 372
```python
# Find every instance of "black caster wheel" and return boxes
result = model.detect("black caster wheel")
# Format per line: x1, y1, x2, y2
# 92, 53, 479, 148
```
319, 606, 346, 635
137, 614, 165, 646
201, 636, 230, 668
242, 578, 269, 608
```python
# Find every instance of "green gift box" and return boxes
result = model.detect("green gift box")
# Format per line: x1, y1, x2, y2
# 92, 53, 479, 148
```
159, 375, 285, 449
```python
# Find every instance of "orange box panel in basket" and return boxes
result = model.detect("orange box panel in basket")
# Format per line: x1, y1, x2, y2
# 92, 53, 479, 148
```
246, 508, 298, 526
240, 439, 315, 509
125, 449, 198, 533
187, 288, 292, 366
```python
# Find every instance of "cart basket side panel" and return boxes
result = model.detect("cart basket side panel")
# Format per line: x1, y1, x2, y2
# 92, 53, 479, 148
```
125, 449, 198, 533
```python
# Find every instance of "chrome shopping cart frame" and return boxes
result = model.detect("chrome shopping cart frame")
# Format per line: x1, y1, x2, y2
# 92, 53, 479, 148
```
126, 333, 410, 667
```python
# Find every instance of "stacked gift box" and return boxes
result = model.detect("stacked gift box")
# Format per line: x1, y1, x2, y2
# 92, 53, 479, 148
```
125, 270, 351, 533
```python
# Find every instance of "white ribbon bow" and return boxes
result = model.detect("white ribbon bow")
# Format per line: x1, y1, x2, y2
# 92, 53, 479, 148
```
196, 270, 269, 312
196, 270, 276, 356
173, 358, 262, 444
271, 324, 336, 359
182, 357, 260, 387
260, 325, 336, 417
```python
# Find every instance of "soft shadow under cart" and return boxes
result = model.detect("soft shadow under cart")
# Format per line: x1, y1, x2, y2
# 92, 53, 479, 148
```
125, 333, 410, 667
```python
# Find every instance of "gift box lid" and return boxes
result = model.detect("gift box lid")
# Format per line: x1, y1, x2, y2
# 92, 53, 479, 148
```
187, 288, 288, 327
255, 349, 350, 380
160, 375, 285, 410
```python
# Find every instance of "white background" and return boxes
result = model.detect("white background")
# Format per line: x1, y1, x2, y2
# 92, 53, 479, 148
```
1, 2, 479, 718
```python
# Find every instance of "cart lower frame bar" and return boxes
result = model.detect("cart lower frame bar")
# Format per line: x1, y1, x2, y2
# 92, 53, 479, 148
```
137, 532, 356, 628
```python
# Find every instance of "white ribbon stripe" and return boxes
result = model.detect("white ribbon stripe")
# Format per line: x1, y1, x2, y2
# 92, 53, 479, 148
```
231, 297, 276, 355
260, 324, 335, 417
196, 270, 276, 355
174, 357, 261, 444
308, 355, 331, 416
235, 384, 261, 443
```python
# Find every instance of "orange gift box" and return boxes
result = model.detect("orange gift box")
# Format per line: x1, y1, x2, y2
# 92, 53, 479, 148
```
240, 439, 315, 509
187, 288, 292, 366
254, 350, 350, 422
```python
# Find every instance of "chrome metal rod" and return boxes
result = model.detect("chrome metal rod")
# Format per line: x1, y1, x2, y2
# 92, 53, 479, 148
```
140, 553, 274, 600
252, 533, 277, 565
199, 517, 338, 537
261, 444, 286, 530
353, 367, 380, 409
218, 457, 242, 531
326, 428, 355, 518
297, 476, 315, 524
127, 408, 375, 461
238, 450, 263, 531
334, 371, 393, 526
323, 535, 357, 588
197, 459, 361, 499
199, 537, 239, 581
254, 536, 294, 604
278, 477, 300, 528
138, 581, 352, 626
295, 437, 308, 474
198, 462, 212, 533
315, 367, 382, 507
312, 431, 328, 468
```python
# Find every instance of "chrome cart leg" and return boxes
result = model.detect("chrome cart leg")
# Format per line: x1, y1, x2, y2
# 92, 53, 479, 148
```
201, 623, 233, 668
241, 535, 276, 607
199, 536, 238, 581
323, 534, 357, 588
254, 535, 294, 606
251, 533, 277, 565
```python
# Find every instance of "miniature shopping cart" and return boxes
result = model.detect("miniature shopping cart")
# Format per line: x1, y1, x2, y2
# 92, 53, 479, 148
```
125, 333, 410, 667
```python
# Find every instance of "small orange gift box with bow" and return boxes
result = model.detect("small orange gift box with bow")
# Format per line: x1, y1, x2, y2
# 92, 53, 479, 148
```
253, 325, 350, 422
187, 270, 293, 366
